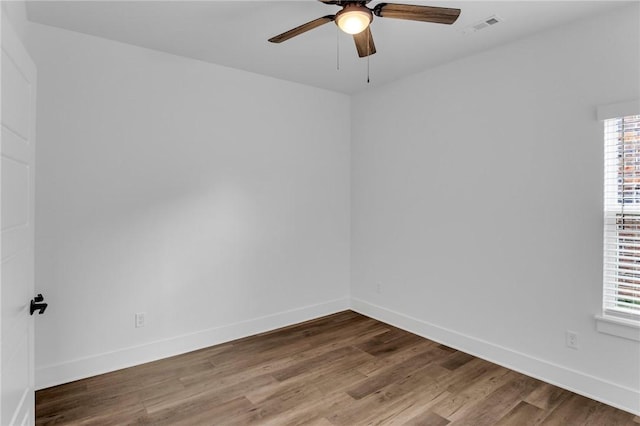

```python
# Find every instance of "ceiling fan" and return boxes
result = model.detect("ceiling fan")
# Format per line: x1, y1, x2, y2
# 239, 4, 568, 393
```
268, 1, 461, 58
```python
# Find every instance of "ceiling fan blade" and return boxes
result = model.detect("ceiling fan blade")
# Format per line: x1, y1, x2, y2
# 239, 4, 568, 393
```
268, 15, 335, 43
353, 27, 376, 58
373, 3, 460, 25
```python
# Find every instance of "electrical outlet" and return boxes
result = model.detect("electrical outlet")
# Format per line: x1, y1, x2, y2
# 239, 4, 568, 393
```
135, 312, 145, 328
376, 283, 382, 294
566, 330, 578, 349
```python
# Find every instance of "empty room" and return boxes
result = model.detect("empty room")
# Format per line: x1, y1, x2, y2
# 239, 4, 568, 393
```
1, 0, 639, 424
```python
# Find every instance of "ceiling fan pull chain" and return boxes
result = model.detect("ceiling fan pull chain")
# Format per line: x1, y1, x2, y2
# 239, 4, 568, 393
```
336, 26, 340, 70
367, 56, 370, 83
367, 33, 370, 83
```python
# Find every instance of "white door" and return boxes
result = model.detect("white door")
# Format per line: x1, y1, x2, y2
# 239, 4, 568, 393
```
1, 12, 37, 426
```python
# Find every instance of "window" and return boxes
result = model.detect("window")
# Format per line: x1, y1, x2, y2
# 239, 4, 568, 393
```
603, 114, 640, 320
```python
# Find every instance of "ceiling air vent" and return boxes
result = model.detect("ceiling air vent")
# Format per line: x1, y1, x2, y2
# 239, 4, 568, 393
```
461, 15, 503, 35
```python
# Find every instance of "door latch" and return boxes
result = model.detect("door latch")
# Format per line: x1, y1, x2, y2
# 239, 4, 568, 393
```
30, 294, 48, 315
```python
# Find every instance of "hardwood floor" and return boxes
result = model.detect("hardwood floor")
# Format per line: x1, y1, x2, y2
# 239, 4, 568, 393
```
36, 311, 639, 425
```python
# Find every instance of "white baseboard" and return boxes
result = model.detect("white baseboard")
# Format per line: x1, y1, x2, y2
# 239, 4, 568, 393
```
35, 297, 350, 390
350, 297, 640, 416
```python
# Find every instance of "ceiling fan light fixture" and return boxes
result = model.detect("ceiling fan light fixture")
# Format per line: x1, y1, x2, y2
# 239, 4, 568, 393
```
335, 4, 373, 35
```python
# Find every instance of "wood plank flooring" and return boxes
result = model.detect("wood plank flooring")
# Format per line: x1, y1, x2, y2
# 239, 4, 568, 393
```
36, 311, 639, 425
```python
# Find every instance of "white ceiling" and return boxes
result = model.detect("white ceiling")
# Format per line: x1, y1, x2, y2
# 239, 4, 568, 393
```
26, 1, 632, 94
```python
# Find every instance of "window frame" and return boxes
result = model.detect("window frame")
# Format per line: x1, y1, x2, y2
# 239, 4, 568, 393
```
597, 99, 640, 340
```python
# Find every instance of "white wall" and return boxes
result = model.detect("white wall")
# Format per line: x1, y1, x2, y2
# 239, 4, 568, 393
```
351, 3, 640, 415
26, 23, 351, 388
1, 1, 29, 42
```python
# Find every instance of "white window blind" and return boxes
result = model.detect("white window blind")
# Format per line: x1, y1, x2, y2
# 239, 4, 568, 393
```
604, 114, 640, 319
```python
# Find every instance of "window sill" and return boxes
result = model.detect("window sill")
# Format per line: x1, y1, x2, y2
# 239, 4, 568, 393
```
595, 314, 640, 341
